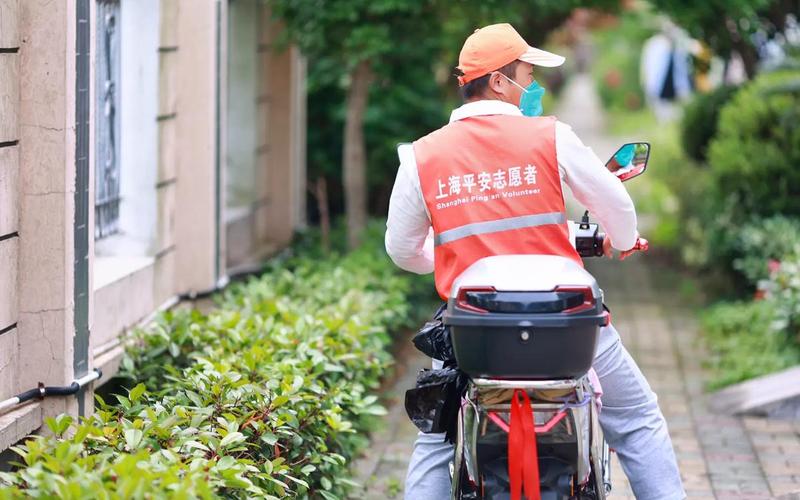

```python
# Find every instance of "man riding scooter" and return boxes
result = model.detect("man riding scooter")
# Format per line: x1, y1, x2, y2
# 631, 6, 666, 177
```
385, 23, 685, 499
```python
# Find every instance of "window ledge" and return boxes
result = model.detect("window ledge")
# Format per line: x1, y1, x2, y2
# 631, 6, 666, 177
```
0, 402, 42, 451
225, 205, 252, 224
94, 255, 155, 291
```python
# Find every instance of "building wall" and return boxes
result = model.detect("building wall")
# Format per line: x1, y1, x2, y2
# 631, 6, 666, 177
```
226, 0, 305, 270
1, 0, 83, 449
0, 0, 307, 450
0, 0, 22, 434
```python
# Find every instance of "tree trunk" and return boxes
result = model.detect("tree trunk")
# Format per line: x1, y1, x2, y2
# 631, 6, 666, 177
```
315, 176, 331, 253
343, 60, 373, 249
733, 38, 759, 80
726, 17, 759, 80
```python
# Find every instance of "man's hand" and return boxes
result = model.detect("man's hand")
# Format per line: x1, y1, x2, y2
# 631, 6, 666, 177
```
620, 237, 649, 260
602, 233, 614, 258
603, 235, 648, 260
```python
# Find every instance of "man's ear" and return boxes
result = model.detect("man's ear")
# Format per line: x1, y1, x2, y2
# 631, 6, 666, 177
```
487, 72, 505, 95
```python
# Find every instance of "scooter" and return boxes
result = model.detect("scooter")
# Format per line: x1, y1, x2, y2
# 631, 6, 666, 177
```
446, 143, 651, 500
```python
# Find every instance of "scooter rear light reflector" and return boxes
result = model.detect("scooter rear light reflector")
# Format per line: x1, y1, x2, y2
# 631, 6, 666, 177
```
456, 286, 496, 314
554, 285, 595, 313
487, 410, 568, 434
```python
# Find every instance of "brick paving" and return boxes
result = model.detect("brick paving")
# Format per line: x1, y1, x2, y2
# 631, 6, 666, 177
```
349, 256, 800, 499
350, 76, 800, 499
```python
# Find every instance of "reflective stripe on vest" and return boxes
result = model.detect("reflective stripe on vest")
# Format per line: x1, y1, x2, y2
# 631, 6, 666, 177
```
434, 212, 566, 246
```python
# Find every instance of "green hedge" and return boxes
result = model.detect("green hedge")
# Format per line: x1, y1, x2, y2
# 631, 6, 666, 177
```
0, 225, 432, 499
701, 299, 799, 390
592, 12, 654, 112
708, 68, 800, 220
680, 85, 739, 163
731, 216, 800, 285
701, 224, 800, 389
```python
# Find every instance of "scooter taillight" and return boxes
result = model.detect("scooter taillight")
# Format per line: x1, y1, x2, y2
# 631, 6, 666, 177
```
554, 285, 596, 314
455, 286, 496, 314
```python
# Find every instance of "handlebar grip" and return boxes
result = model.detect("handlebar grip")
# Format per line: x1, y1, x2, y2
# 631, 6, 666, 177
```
619, 237, 650, 260
595, 232, 606, 257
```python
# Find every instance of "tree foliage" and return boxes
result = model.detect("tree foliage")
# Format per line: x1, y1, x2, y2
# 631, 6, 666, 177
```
648, 0, 799, 77
271, 0, 620, 244
271, 0, 442, 248
707, 67, 800, 218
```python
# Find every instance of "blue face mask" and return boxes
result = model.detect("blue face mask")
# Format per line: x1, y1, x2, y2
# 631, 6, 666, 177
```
501, 74, 546, 117
614, 143, 636, 167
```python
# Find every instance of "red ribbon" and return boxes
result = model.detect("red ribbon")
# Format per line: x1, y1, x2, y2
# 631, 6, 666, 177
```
509, 389, 541, 500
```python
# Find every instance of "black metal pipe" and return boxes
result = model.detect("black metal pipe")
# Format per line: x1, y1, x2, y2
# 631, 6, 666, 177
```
41, 383, 82, 397
0, 369, 102, 413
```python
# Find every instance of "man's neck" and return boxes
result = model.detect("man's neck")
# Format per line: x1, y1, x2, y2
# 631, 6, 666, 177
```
466, 94, 516, 106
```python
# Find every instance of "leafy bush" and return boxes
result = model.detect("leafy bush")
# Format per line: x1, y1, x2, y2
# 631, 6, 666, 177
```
616, 112, 706, 253
0, 226, 432, 499
732, 216, 800, 285
770, 256, 800, 345
707, 68, 800, 219
680, 85, 739, 163
701, 299, 800, 390
592, 12, 655, 112
702, 251, 800, 390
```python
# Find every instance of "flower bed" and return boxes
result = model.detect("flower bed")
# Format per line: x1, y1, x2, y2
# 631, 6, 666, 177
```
701, 217, 800, 389
0, 228, 431, 499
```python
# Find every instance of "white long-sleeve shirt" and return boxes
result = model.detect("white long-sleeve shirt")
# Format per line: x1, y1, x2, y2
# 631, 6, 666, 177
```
385, 100, 638, 275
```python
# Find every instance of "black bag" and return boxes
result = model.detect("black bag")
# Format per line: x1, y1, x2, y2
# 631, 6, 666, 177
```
405, 304, 468, 443
411, 304, 455, 364
404, 367, 467, 442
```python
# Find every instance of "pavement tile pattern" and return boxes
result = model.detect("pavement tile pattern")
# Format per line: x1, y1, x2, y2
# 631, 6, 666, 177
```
349, 257, 800, 499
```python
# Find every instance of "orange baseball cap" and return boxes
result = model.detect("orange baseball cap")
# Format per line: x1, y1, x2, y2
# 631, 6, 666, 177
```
456, 23, 565, 86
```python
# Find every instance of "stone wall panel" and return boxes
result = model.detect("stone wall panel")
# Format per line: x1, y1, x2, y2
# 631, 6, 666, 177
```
156, 182, 176, 254
0, 145, 18, 236
18, 0, 67, 130
0, 54, 19, 143
18, 124, 66, 195
159, 0, 179, 48
0, 328, 18, 400
0, 237, 17, 330
92, 261, 154, 349
0, 0, 19, 48
153, 246, 175, 306
17, 193, 66, 311
157, 117, 177, 183
158, 51, 178, 117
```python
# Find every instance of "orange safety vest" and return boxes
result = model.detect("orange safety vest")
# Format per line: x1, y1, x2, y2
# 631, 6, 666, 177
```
414, 114, 582, 300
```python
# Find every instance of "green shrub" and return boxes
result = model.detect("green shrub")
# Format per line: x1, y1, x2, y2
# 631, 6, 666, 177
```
592, 12, 655, 112
707, 68, 800, 219
618, 115, 707, 253
680, 85, 739, 163
0, 225, 432, 499
701, 299, 800, 390
702, 251, 800, 390
770, 256, 800, 344
732, 216, 800, 285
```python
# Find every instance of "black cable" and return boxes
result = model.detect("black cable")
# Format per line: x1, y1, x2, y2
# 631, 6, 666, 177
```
7, 369, 103, 406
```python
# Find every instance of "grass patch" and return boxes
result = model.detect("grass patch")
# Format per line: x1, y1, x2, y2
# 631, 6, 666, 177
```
701, 300, 800, 390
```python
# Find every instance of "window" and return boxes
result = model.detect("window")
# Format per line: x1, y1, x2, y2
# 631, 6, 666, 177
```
95, 0, 121, 240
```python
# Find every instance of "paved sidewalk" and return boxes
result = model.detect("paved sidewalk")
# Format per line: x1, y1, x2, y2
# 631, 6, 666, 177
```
349, 257, 800, 499
349, 76, 800, 499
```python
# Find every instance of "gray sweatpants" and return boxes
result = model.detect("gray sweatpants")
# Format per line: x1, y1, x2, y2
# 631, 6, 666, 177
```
404, 324, 685, 500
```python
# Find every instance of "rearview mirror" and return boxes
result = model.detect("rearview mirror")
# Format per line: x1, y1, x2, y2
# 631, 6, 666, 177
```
606, 142, 650, 182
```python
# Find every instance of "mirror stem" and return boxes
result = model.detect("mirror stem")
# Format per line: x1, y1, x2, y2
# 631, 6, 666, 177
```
580, 210, 590, 229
